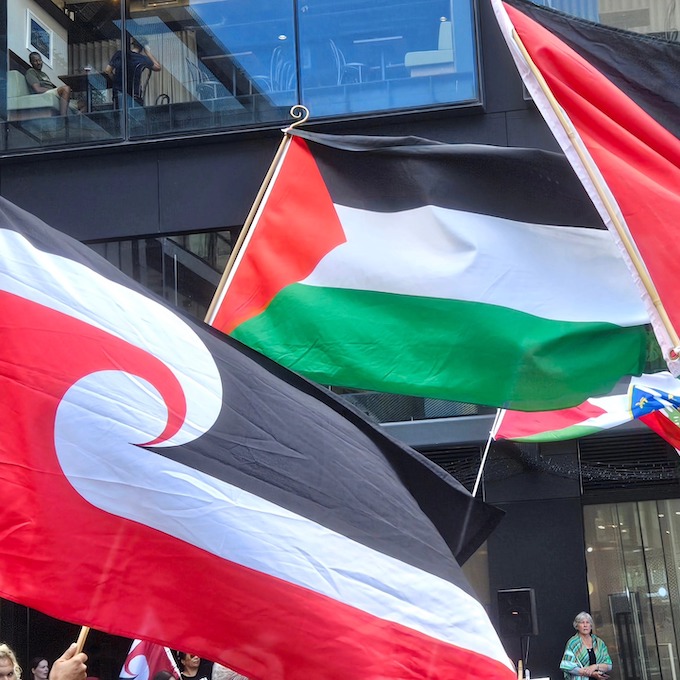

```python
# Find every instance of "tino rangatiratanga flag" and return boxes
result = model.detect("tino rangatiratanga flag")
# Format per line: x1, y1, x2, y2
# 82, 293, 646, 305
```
208, 130, 649, 411
120, 640, 179, 680
491, 0, 680, 377
0, 197, 512, 680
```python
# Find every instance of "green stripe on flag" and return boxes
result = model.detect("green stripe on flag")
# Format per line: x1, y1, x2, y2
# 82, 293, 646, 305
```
232, 283, 648, 411
508, 424, 607, 442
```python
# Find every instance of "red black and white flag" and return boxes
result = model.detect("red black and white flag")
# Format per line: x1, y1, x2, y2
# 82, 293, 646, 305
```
120, 640, 179, 680
491, 0, 680, 374
0, 196, 512, 679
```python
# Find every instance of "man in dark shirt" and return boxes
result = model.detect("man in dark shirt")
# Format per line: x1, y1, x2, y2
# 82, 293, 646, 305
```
105, 36, 162, 106
25, 52, 72, 115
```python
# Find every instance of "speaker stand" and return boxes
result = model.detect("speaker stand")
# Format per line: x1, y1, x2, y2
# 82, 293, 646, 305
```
520, 634, 531, 676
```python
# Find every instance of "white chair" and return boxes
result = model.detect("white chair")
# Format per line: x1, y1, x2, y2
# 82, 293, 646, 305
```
6, 71, 77, 120
251, 46, 296, 93
404, 21, 455, 76
271, 45, 296, 91
186, 58, 224, 100
329, 39, 367, 85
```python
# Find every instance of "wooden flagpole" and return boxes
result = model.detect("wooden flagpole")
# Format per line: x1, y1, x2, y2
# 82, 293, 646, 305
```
204, 104, 310, 324
75, 626, 90, 654
510, 28, 680, 357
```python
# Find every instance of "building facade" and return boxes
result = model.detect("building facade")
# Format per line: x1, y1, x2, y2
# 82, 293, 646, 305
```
1, 0, 680, 678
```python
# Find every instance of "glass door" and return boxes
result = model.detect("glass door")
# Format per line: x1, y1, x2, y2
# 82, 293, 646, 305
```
584, 500, 680, 680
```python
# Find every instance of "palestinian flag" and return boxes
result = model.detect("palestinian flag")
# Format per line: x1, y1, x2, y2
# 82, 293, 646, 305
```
495, 396, 630, 443
208, 130, 649, 411
495, 372, 680, 445
0, 197, 512, 680
491, 0, 680, 376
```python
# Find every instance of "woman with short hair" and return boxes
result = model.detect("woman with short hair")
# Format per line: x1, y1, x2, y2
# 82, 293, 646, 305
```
560, 612, 612, 679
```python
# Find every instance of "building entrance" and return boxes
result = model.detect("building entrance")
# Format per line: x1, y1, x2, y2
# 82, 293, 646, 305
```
584, 500, 680, 680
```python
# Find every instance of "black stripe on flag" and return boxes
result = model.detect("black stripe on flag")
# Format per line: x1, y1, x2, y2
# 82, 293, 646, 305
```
152, 323, 500, 580
501, 0, 680, 140
291, 129, 606, 228
0, 196, 502, 582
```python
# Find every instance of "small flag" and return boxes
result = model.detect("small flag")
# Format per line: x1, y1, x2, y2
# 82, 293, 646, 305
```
120, 640, 179, 680
630, 382, 680, 449
495, 372, 680, 448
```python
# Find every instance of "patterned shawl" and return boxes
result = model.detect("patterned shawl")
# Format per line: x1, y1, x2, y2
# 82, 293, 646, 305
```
560, 633, 612, 679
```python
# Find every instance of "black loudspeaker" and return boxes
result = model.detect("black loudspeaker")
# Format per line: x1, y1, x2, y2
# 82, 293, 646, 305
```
497, 588, 539, 637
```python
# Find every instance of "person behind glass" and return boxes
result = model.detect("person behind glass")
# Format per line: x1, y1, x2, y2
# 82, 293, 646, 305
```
104, 36, 161, 107
29, 658, 49, 680
177, 654, 212, 680
560, 612, 613, 679
25, 52, 73, 116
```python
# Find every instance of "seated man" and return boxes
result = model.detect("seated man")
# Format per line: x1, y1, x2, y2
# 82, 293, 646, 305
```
25, 52, 72, 116
105, 36, 161, 107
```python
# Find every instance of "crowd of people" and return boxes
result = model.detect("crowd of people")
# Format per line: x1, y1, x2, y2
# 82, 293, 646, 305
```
0, 645, 87, 680
0, 644, 248, 680
0, 611, 609, 680
176, 652, 248, 680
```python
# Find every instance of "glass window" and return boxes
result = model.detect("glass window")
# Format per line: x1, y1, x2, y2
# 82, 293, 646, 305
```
584, 500, 680, 680
298, 0, 479, 117
3, 0, 678, 152
532, 0, 600, 23
123, 0, 298, 138
2, 0, 298, 150
4, 0, 124, 151
89, 230, 235, 318
118, 0, 481, 135
2, 0, 482, 151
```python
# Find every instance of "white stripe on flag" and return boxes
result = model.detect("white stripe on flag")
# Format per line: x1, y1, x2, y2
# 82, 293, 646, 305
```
55, 379, 510, 668
3, 226, 511, 669
302, 204, 648, 325
0, 229, 222, 447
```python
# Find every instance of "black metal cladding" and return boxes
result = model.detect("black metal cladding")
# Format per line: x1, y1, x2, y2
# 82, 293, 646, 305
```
580, 432, 680, 494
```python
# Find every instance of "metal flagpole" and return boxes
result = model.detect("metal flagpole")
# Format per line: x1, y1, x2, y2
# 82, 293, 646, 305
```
204, 104, 310, 324
509, 28, 680, 356
472, 408, 505, 497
